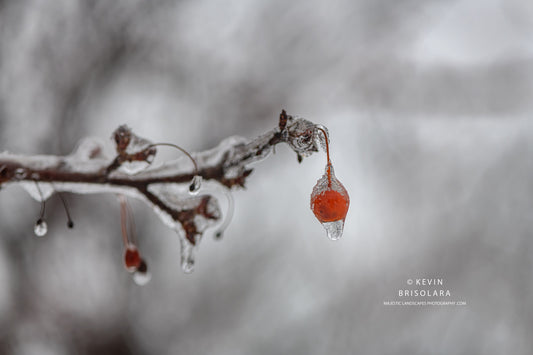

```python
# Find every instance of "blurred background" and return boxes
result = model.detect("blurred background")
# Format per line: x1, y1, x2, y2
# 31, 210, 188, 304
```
0, 0, 532, 354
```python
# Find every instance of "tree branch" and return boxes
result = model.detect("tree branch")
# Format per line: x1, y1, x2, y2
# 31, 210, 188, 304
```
0, 110, 325, 271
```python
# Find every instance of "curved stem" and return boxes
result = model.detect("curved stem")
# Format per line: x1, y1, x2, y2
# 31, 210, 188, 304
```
148, 143, 198, 175
56, 191, 74, 228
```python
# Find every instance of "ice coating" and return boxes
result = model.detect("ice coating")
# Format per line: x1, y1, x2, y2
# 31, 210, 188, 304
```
222, 132, 274, 179
119, 160, 152, 175
71, 137, 108, 161
0, 116, 331, 273
314, 124, 330, 153
111, 125, 157, 175
65, 137, 111, 173
148, 183, 221, 272
286, 118, 320, 157
148, 184, 220, 218
189, 175, 202, 195
20, 181, 54, 202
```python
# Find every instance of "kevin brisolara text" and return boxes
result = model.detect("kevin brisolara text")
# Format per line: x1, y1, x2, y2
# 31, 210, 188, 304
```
399, 289, 451, 297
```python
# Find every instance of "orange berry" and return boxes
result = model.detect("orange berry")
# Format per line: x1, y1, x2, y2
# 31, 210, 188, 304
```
124, 246, 141, 271
311, 189, 349, 223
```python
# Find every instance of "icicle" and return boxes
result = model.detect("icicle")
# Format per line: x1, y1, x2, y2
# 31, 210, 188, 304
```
180, 236, 196, 273
321, 220, 345, 241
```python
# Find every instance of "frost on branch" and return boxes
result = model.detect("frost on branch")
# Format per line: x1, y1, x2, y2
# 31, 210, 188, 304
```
0, 110, 340, 277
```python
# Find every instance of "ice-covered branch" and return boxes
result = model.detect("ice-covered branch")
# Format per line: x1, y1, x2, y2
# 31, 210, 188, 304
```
0, 110, 324, 274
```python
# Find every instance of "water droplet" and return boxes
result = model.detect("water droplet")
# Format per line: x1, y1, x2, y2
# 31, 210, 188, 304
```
321, 219, 345, 241
14, 168, 27, 180
180, 239, 195, 273
133, 270, 152, 285
34, 219, 48, 237
189, 175, 202, 195
132, 260, 151, 285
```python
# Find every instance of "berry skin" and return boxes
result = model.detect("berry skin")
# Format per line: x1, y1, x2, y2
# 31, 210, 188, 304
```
311, 189, 349, 223
124, 246, 142, 271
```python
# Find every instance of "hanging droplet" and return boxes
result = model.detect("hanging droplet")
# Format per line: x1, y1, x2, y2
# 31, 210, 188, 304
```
133, 259, 152, 285
189, 175, 202, 195
124, 246, 142, 272
310, 164, 349, 240
181, 254, 195, 273
34, 219, 48, 237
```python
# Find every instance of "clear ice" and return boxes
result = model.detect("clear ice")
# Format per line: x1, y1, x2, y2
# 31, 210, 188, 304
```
34, 220, 48, 237
20, 182, 55, 202
321, 220, 345, 241
180, 237, 195, 273
119, 160, 152, 175
189, 175, 202, 195
133, 269, 152, 285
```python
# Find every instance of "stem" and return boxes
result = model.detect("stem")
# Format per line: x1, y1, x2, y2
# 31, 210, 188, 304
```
119, 195, 129, 247
57, 191, 74, 228
34, 181, 46, 221
147, 142, 198, 175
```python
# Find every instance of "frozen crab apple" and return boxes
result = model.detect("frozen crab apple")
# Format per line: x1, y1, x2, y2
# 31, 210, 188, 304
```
310, 127, 350, 240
